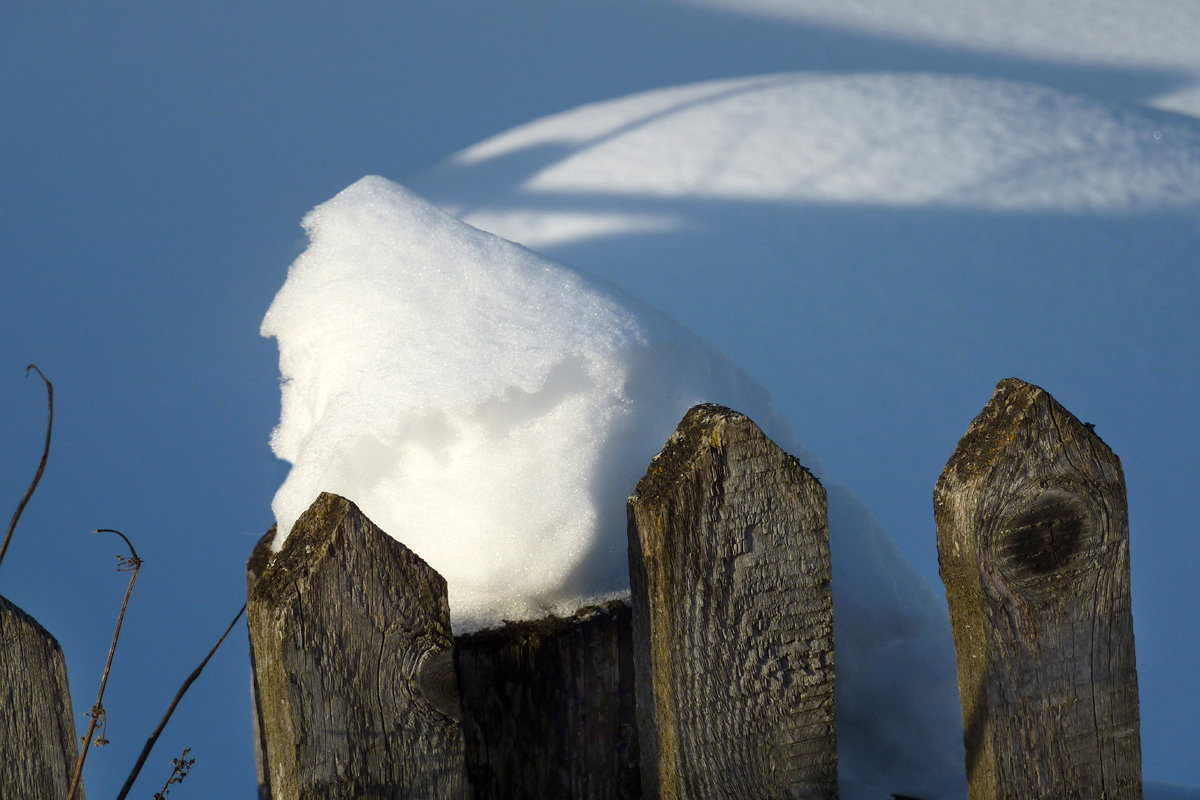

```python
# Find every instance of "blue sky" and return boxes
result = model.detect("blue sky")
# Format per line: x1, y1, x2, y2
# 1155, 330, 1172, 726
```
2, 3, 1197, 796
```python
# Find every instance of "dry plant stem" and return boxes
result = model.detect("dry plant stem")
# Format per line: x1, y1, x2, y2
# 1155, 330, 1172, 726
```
115, 603, 247, 800
153, 747, 193, 799
67, 529, 142, 800
0, 364, 53, 572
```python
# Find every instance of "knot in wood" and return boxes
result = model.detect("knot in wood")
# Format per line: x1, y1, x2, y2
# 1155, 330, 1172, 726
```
997, 492, 1086, 581
415, 647, 462, 724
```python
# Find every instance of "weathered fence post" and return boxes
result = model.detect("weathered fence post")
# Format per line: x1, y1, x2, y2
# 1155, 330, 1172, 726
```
935, 378, 1142, 800
247, 526, 278, 800
247, 492, 470, 799
454, 601, 640, 799
1, 594, 83, 799
627, 404, 838, 800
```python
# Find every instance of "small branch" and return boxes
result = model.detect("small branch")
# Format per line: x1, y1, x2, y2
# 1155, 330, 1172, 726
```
115, 603, 247, 800
67, 529, 143, 800
0, 364, 54, 572
153, 747, 195, 799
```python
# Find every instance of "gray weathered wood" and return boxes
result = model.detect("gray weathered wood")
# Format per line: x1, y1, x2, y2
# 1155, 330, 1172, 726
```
935, 378, 1142, 800
247, 526, 277, 800
454, 601, 640, 799
247, 492, 470, 800
627, 404, 838, 800
1, 593, 83, 799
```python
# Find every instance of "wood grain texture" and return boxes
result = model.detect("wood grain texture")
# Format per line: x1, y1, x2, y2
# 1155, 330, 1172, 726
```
1, 593, 82, 800
454, 601, 641, 799
247, 493, 469, 800
935, 378, 1142, 800
248, 526, 277, 800
627, 404, 838, 800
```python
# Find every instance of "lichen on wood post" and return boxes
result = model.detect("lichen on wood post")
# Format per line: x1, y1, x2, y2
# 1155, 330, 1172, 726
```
454, 601, 640, 799
627, 404, 838, 800
0, 594, 82, 800
935, 378, 1142, 800
247, 492, 469, 800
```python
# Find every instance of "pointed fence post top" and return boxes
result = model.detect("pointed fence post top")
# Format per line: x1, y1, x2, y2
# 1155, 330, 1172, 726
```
250, 492, 448, 624
631, 402, 819, 508
936, 377, 1121, 487
935, 377, 1126, 595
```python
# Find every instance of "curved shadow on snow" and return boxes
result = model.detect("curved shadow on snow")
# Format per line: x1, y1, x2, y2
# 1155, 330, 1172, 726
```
379, 0, 1189, 182
93, 2, 1174, 194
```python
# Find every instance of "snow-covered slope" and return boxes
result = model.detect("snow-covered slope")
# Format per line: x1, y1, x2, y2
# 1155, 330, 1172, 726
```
421, 72, 1200, 220
671, 0, 1200, 117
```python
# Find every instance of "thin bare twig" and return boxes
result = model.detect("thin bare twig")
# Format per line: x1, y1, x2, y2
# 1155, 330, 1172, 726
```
67, 529, 143, 800
0, 364, 53, 572
115, 602, 247, 800
153, 747, 194, 799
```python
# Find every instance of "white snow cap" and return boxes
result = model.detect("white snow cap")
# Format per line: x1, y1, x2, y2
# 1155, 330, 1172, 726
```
261, 175, 794, 629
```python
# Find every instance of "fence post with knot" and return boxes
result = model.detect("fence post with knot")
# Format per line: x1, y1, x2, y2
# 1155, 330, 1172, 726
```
246, 492, 470, 800
935, 378, 1142, 800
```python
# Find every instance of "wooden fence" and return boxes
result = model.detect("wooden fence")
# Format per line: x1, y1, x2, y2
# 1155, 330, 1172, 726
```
2, 378, 1143, 799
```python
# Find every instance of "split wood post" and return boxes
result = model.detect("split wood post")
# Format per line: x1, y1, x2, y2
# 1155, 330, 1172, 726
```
0, 594, 83, 799
454, 601, 640, 799
935, 378, 1142, 800
247, 492, 470, 800
627, 404, 838, 800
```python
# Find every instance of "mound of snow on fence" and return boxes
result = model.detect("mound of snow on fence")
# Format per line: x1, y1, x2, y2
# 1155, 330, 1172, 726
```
262, 175, 800, 626
264, 175, 967, 800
